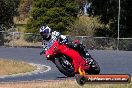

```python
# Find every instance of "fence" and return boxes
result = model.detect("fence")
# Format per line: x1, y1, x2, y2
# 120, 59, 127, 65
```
0, 31, 132, 51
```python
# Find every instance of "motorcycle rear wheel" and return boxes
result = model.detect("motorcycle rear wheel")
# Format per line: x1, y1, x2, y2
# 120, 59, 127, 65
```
54, 55, 75, 77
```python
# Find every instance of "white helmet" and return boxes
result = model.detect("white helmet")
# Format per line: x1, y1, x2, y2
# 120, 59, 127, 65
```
40, 26, 52, 41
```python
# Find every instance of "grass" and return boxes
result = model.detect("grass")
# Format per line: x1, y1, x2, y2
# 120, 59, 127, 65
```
0, 59, 37, 75
0, 79, 131, 88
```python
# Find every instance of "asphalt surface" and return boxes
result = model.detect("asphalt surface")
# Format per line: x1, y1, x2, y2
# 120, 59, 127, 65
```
0, 47, 132, 82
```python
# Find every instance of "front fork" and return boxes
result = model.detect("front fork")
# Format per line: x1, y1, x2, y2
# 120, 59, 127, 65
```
40, 49, 45, 55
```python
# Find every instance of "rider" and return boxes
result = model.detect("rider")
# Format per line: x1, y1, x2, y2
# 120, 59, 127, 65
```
39, 25, 68, 53
39, 25, 90, 59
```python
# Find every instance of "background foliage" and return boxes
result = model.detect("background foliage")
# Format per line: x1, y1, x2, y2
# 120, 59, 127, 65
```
0, 0, 20, 29
68, 16, 107, 36
18, 0, 32, 20
91, 0, 132, 37
25, 0, 78, 34
0, 0, 132, 38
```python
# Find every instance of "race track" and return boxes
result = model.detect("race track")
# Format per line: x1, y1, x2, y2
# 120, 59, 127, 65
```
0, 47, 132, 82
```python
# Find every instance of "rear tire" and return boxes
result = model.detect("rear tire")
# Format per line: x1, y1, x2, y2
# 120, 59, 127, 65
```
54, 55, 75, 77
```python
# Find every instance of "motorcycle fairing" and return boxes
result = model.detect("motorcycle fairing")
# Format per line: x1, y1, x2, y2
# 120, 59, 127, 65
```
45, 40, 90, 73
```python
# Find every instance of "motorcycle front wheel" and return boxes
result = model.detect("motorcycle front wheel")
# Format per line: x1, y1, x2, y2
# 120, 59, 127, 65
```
54, 55, 75, 77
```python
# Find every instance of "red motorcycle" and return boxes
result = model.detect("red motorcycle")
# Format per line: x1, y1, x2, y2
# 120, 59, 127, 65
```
41, 39, 100, 77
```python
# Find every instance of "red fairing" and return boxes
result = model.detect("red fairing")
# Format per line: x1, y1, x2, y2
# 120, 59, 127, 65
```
45, 41, 59, 58
44, 40, 90, 73
59, 44, 90, 72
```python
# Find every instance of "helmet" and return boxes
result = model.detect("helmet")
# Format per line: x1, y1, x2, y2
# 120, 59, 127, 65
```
40, 26, 52, 41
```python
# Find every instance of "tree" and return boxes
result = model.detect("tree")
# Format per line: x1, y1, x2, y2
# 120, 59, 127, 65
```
25, 0, 78, 34
0, 0, 20, 45
0, 0, 20, 30
18, 0, 33, 20
76, 0, 86, 14
91, 0, 132, 38
68, 16, 106, 36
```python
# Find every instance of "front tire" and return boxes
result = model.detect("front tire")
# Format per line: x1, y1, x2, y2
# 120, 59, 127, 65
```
54, 55, 75, 77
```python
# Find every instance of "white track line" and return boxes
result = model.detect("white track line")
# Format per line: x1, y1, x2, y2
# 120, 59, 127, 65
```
0, 63, 51, 78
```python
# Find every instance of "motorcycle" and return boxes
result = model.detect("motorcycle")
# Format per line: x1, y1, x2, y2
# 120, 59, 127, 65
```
41, 39, 100, 77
